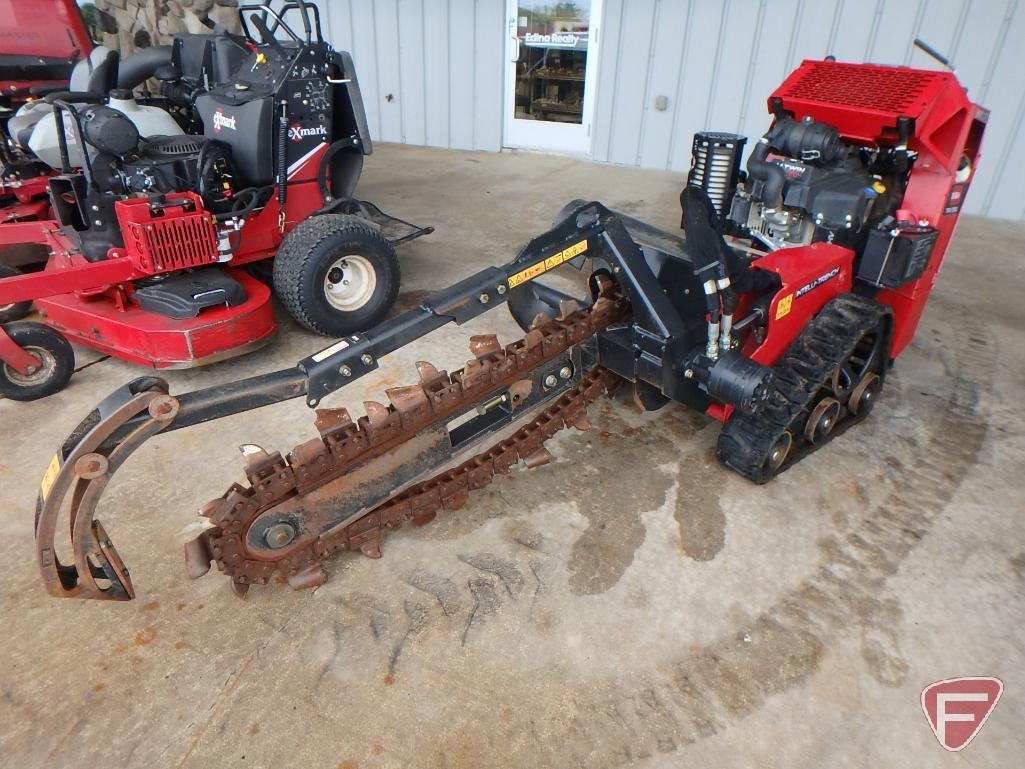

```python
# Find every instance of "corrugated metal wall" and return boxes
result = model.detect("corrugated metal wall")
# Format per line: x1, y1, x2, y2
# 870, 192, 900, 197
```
319, 0, 504, 151
590, 0, 1025, 219
322, 0, 1025, 219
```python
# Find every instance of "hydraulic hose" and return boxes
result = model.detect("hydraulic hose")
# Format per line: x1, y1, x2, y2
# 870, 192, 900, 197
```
682, 186, 727, 357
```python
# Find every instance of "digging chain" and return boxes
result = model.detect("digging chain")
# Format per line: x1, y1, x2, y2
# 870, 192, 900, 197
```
190, 290, 629, 595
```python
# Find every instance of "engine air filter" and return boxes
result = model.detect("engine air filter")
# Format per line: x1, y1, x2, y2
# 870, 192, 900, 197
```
686, 132, 746, 222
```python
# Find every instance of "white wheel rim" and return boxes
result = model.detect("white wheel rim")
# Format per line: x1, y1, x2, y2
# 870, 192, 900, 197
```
323, 255, 376, 312
3, 345, 56, 386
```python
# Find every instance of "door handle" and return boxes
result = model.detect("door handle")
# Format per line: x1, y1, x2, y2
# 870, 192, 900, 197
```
508, 18, 520, 62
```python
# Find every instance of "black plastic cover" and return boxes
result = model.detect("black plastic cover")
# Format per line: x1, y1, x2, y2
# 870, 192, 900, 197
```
778, 160, 875, 231
134, 268, 246, 319
195, 94, 273, 186
856, 225, 939, 288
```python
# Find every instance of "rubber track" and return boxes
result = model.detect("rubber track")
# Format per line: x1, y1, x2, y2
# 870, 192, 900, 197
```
272, 215, 397, 335
716, 293, 891, 484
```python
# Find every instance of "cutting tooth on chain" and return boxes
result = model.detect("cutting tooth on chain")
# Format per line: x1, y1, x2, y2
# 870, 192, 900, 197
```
415, 360, 442, 383
363, 400, 390, 426
359, 539, 382, 559
314, 407, 352, 436
239, 443, 267, 466
238, 444, 282, 481
522, 447, 554, 468
524, 329, 544, 349
231, 580, 250, 599
558, 299, 582, 320
530, 312, 551, 330
286, 563, 328, 591
469, 334, 502, 358
571, 413, 592, 431
183, 535, 213, 579
592, 296, 617, 316
385, 385, 430, 420
508, 379, 532, 409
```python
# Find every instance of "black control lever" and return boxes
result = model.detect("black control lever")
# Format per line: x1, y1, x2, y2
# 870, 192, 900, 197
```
249, 13, 287, 58
294, 0, 312, 43
197, 12, 250, 51
913, 38, 955, 71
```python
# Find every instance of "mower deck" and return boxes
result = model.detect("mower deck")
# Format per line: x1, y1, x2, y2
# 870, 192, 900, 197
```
37, 268, 276, 369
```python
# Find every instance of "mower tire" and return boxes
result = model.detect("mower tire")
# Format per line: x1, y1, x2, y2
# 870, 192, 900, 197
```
273, 214, 400, 337
0, 264, 33, 323
0, 322, 74, 401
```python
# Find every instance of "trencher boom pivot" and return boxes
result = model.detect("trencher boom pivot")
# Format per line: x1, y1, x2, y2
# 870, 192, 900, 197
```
35, 50, 986, 602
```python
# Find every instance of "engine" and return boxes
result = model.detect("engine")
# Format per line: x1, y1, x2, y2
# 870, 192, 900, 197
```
76, 97, 242, 218
686, 117, 911, 253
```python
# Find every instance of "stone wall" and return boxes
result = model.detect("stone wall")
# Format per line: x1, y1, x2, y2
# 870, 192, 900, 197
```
89, 0, 242, 56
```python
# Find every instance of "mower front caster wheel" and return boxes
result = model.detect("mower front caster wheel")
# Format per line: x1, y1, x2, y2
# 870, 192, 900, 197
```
0, 322, 74, 401
0, 264, 33, 323
273, 214, 400, 337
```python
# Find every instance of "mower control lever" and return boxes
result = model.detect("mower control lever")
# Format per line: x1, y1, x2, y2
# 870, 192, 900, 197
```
248, 13, 287, 57
197, 12, 250, 50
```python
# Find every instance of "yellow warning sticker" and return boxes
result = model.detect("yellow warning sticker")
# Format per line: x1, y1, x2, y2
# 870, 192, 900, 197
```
508, 239, 588, 288
40, 453, 61, 501
775, 294, 793, 320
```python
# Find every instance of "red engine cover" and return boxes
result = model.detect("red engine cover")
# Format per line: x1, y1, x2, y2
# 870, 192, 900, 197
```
772, 60, 954, 145
114, 193, 220, 276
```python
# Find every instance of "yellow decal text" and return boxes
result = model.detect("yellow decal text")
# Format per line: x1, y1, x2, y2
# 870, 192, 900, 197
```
775, 294, 793, 319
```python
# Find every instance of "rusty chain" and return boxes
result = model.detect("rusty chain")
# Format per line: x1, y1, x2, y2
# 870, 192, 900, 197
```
186, 287, 629, 596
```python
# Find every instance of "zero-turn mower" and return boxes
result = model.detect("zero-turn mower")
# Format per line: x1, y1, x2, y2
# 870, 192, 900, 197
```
0, 0, 430, 401
33, 49, 986, 602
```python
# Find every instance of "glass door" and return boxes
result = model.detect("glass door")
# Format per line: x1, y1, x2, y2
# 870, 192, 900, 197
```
504, 0, 602, 155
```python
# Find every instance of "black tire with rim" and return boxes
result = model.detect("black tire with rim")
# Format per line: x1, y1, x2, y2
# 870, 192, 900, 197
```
272, 214, 400, 337
0, 321, 74, 401
0, 264, 32, 323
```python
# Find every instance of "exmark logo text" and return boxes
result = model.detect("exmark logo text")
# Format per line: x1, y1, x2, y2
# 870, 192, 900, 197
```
921, 677, 1003, 751
212, 109, 237, 132
288, 123, 327, 142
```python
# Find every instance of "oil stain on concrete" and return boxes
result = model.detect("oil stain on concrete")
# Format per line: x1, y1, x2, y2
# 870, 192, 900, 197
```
528, 312, 994, 767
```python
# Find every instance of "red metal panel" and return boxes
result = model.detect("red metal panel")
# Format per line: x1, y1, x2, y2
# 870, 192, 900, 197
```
0, 257, 133, 304
709, 242, 855, 424
115, 193, 220, 275
0, 174, 53, 205
744, 242, 855, 367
